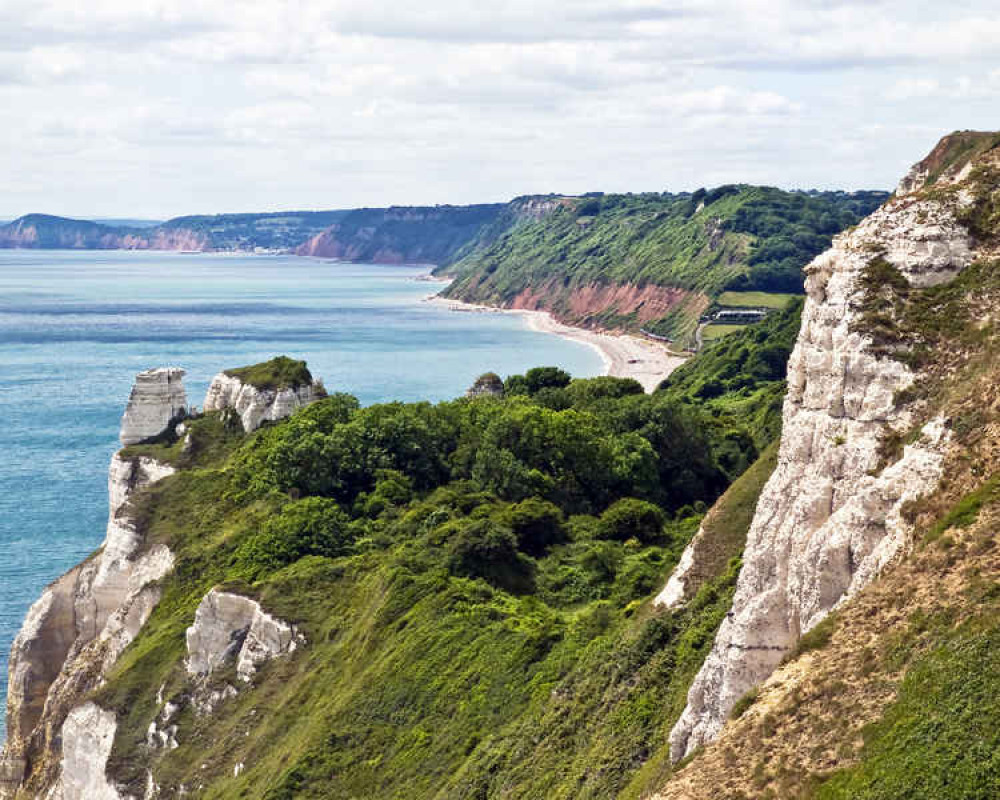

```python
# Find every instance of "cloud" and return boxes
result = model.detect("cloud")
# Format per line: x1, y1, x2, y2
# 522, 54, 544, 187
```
0, 0, 997, 217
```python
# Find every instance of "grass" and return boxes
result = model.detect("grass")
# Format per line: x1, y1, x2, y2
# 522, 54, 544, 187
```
730, 686, 761, 720
717, 291, 798, 309
702, 324, 748, 340
783, 613, 837, 664
924, 474, 1000, 543
224, 356, 312, 391
815, 617, 1000, 799
120, 411, 243, 469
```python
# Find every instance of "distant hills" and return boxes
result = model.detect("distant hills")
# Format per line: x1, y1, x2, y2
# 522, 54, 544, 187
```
0, 187, 889, 345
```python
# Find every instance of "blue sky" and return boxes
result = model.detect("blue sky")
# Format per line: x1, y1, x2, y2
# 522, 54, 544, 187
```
1, 0, 998, 218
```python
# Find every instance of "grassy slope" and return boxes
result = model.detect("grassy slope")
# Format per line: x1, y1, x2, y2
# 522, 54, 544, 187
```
85, 309, 801, 800
658, 299, 803, 452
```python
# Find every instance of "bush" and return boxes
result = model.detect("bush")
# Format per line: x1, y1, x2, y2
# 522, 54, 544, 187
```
597, 498, 666, 543
238, 497, 353, 577
446, 518, 535, 593
500, 498, 566, 556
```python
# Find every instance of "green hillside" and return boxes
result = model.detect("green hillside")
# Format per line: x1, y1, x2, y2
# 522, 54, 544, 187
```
439, 188, 883, 345
79, 308, 799, 799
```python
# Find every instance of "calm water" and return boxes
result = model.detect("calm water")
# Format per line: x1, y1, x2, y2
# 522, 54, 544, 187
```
0, 250, 602, 740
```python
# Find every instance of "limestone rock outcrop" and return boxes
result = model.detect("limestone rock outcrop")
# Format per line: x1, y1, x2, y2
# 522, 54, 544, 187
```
119, 368, 187, 446
666, 145, 978, 761
186, 589, 301, 683
51, 703, 128, 800
1, 374, 181, 799
203, 373, 321, 432
466, 372, 504, 398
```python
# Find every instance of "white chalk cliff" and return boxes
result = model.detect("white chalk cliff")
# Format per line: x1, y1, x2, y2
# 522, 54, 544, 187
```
0, 370, 182, 800
667, 150, 978, 760
119, 368, 187, 446
185, 589, 301, 683
203, 372, 322, 432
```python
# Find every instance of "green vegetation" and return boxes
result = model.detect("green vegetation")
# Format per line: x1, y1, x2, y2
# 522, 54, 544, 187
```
921, 131, 1000, 188
440, 188, 884, 343
784, 613, 838, 663
120, 410, 244, 469
717, 290, 797, 309
730, 686, 761, 720
816, 618, 1000, 799
93, 333, 795, 799
924, 475, 1000, 543
659, 299, 803, 452
224, 356, 313, 391
852, 256, 1000, 370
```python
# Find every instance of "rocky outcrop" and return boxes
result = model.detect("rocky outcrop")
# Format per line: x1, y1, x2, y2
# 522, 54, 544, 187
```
51, 703, 128, 800
666, 141, 980, 761
119, 368, 187, 446
186, 589, 301, 683
1, 373, 182, 799
203, 372, 321, 432
466, 373, 504, 398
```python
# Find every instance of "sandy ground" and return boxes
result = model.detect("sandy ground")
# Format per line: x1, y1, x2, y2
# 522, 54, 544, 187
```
428, 296, 689, 392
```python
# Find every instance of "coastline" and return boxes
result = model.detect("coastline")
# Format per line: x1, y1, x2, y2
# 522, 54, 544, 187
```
427, 295, 688, 392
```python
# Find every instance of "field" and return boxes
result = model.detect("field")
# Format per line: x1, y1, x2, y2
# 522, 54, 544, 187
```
702, 324, 748, 341
717, 291, 799, 309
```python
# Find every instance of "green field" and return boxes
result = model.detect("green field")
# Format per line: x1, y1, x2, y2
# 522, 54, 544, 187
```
717, 291, 799, 309
702, 323, 747, 340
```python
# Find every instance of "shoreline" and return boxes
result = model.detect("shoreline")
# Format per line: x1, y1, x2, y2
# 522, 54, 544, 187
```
427, 295, 689, 392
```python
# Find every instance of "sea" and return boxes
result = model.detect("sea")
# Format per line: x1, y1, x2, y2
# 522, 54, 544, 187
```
0, 249, 603, 741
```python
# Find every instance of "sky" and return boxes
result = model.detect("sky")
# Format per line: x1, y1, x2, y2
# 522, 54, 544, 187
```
1, 0, 999, 219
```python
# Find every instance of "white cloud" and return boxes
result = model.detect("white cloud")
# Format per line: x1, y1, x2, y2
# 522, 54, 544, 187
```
0, 0, 998, 216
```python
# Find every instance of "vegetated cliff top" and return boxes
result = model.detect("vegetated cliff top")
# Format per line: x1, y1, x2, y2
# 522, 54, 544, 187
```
897, 129, 1000, 194
223, 356, 313, 391
438, 186, 886, 343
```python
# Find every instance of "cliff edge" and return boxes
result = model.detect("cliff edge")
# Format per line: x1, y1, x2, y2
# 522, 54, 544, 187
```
664, 130, 1000, 766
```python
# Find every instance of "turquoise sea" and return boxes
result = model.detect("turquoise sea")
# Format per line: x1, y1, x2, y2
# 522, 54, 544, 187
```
0, 250, 603, 740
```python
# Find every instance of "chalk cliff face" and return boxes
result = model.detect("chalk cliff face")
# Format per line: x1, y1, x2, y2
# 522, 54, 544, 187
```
2, 361, 319, 799
203, 372, 321, 432
185, 589, 302, 683
666, 137, 987, 760
119, 368, 187, 446
0, 372, 183, 800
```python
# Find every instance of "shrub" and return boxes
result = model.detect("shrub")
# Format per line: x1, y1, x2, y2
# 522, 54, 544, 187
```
597, 498, 667, 543
238, 497, 353, 577
500, 498, 566, 556
445, 518, 535, 593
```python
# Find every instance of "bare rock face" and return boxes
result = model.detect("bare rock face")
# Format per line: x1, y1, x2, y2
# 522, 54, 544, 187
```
119, 368, 187, 446
203, 373, 321, 432
53, 703, 129, 800
654, 528, 699, 610
667, 145, 978, 761
466, 372, 504, 398
186, 589, 301, 683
